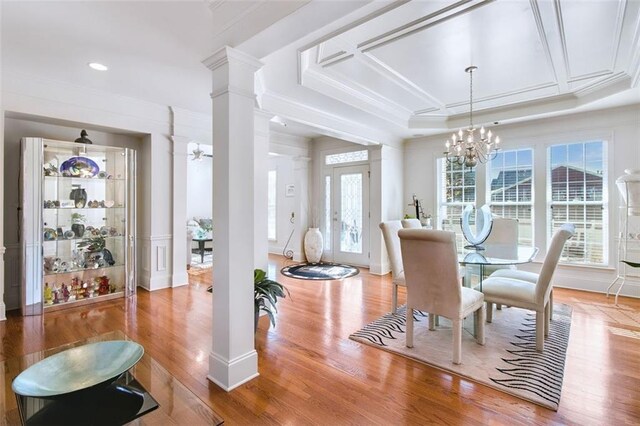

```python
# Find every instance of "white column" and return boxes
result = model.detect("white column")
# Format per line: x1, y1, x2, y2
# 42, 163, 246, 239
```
369, 147, 385, 274
254, 109, 272, 271
171, 136, 190, 286
0, 0, 6, 321
203, 46, 263, 391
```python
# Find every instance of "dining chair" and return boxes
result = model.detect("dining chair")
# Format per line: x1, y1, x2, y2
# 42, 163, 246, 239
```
401, 218, 422, 229
399, 229, 485, 365
379, 221, 405, 313
481, 223, 575, 351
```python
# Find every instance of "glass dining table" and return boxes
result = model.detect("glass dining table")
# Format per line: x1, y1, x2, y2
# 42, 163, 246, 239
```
458, 243, 539, 291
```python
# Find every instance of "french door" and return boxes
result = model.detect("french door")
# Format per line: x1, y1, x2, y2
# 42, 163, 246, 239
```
330, 165, 370, 266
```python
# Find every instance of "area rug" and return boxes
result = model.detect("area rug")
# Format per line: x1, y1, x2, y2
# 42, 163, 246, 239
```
349, 304, 572, 411
280, 262, 359, 280
189, 253, 212, 270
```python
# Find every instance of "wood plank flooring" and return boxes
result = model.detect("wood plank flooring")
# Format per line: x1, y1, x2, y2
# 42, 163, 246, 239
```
1, 254, 639, 424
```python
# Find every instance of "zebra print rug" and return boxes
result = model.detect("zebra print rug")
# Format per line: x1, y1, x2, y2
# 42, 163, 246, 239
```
349, 304, 572, 411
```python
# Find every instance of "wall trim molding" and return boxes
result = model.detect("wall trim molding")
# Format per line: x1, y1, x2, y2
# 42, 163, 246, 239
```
208, 349, 259, 392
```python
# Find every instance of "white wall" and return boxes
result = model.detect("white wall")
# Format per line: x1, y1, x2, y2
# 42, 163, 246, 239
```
2, 116, 144, 310
404, 104, 640, 297
186, 142, 213, 220
267, 132, 311, 261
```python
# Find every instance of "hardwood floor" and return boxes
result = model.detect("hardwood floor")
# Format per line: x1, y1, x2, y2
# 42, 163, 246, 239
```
1, 254, 639, 424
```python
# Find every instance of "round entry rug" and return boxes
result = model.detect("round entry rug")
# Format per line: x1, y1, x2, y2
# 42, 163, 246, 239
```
281, 263, 359, 280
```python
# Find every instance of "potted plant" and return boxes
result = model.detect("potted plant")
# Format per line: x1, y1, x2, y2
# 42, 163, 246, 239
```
254, 268, 289, 332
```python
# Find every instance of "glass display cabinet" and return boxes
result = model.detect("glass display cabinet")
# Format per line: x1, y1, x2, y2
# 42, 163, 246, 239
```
20, 138, 136, 315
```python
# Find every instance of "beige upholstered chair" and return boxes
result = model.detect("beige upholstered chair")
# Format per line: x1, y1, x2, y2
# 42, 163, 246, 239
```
379, 221, 405, 313
401, 218, 422, 229
482, 223, 575, 351
399, 229, 485, 365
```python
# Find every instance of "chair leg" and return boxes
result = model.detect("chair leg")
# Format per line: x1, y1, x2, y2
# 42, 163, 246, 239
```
536, 310, 545, 352
435, 315, 440, 327
475, 305, 486, 345
544, 302, 550, 337
453, 319, 462, 365
486, 302, 493, 323
428, 312, 436, 331
496, 304, 502, 310
549, 289, 554, 321
392, 284, 398, 314
406, 307, 414, 348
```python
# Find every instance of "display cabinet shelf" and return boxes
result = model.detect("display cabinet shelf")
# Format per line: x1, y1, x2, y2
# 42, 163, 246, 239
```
20, 137, 136, 316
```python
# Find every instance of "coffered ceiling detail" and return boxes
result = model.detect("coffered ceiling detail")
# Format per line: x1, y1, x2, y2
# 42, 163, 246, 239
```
298, 0, 640, 131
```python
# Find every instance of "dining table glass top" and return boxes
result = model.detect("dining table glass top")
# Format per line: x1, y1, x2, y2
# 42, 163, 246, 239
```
458, 244, 539, 266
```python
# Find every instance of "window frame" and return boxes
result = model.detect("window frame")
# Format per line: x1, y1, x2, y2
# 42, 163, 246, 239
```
546, 140, 609, 266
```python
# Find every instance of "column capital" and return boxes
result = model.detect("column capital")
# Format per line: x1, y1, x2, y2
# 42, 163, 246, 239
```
203, 46, 264, 72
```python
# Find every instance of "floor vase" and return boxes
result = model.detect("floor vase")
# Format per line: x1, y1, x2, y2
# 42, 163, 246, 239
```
304, 228, 323, 264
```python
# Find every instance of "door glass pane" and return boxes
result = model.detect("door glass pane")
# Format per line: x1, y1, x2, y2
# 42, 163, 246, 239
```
324, 175, 331, 250
340, 173, 362, 254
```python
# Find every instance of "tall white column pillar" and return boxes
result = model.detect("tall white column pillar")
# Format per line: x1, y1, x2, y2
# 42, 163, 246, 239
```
0, 0, 6, 321
203, 46, 263, 391
254, 109, 272, 271
171, 135, 190, 286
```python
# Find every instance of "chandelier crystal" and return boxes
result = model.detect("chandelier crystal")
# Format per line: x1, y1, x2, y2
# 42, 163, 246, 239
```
445, 66, 500, 168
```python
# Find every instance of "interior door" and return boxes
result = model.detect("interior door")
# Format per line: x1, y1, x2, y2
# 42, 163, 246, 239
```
331, 165, 370, 266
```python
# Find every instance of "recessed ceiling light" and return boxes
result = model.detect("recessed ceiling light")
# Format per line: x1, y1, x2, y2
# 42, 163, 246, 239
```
88, 62, 108, 71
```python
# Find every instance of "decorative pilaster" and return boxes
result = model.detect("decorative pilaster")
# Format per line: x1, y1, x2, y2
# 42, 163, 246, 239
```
171, 135, 190, 287
0, 6, 5, 320
203, 46, 263, 391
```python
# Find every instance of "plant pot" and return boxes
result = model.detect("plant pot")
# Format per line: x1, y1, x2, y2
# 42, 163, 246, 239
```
304, 227, 323, 263
71, 224, 85, 238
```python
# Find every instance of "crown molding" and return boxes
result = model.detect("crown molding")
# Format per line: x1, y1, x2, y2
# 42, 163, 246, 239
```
202, 46, 264, 72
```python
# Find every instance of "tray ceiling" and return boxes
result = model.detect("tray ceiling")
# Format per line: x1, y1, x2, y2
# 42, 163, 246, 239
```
298, 0, 640, 130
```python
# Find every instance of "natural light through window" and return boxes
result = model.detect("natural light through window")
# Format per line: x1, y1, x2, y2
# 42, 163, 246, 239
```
548, 141, 607, 265
488, 149, 534, 246
268, 170, 277, 240
439, 159, 476, 248
325, 150, 368, 165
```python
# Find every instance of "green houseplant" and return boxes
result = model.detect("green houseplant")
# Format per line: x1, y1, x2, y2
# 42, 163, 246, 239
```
254, 268, 289, 331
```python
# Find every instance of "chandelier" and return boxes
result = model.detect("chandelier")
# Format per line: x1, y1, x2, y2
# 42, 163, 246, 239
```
445, 66, 500, 168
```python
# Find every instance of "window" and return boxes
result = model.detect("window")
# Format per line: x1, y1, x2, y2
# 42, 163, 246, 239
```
548, 141, 607, 265
267, 170, 277, 240
439, 159, 476, 247
325, 150, 368, 165
488, 149, 534, 245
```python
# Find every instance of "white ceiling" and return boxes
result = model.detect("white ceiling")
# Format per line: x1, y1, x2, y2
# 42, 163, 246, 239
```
2, 0, 639, 145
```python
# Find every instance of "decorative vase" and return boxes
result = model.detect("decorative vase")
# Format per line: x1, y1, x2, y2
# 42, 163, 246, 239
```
71, 224, 85, 238
70, 187, 87, 208
616, 169, 640, 216
304, 227, 323, 263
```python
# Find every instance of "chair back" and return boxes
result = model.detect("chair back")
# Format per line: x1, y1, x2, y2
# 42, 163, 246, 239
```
379, 221, 404, 278
485, 217, 519, 245
536, 223, 576, 302
399, 229, 461, 318
401, 219, 422, 229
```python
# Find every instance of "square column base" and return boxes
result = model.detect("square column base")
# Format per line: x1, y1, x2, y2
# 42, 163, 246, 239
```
207, 349, 259, 391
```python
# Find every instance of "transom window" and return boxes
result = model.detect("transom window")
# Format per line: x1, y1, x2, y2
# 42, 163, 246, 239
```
325, 150, 368, 165
548, 141, 607, 265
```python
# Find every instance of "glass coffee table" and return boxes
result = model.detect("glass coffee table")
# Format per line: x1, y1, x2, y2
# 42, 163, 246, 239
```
1, 331, 224, 426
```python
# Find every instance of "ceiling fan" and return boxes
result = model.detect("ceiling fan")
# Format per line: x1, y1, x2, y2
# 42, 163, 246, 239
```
191, 144, 212, 161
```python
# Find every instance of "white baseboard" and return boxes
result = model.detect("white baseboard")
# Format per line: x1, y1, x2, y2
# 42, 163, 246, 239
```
172, 272, 189, 287
369, 261, 390, 276
138, 273, 173, 291
207, 349, 259, 391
